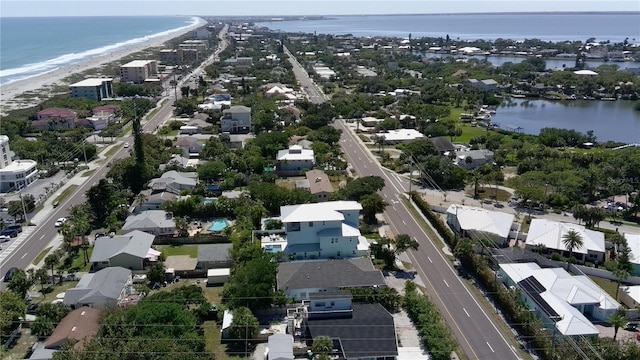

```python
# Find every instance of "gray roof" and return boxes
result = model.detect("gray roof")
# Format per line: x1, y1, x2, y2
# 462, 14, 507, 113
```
122, 210, 175, 232
306, 303, 398, 359
268, 334, 294, 360
457, 149, 494, 160
64, 267, 131, 306
223, 105, 251, 114
428, 136, 455, 153
148, 170, 197, 189
147, 191, 178, 202
277, 258, 385, 290
197, 243, 233, 263
90, 230, 155, 262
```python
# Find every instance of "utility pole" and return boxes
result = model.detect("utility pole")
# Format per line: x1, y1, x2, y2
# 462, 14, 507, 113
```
408, 160, 413, 193
82, 140, 88, 166
18, 188, 28, 224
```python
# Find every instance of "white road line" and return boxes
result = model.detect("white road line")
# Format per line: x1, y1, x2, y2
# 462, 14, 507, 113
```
443, 279, 450, 287
427, 256, 433, 263
402, 220, 407, 225
39, 235, 44, 240
463, 308, 471, 317
363, 165, 367, 169
21, 253, 28, 259
486, 342, 495, 353
384, 194, 388, 198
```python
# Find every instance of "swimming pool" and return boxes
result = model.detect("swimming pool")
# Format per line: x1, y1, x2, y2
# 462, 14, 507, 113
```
203, 198, 217, 205
208, 218, 228, 232
264, 245, 283, 253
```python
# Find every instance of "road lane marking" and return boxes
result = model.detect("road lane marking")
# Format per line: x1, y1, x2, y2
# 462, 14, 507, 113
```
22, 253, 28, 259
487, 342, 495, 353
427, 256, 433, 263
443, 279, 450, 287
402, 220, 407, 225
463, 308, 471, 317
39, 235, 44, 240
384, 194, 388, 198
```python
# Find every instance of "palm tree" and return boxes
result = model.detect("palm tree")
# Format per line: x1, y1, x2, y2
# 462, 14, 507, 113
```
608, 313, 627, 341
613, 267, 630, 300
562, 230, 584, 268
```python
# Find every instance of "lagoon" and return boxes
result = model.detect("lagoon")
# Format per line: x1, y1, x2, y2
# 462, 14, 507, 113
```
421, 53, 640, 71
490, 99, 640, 143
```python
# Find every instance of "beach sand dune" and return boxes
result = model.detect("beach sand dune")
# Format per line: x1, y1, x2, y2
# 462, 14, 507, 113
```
0, 17, 206, 115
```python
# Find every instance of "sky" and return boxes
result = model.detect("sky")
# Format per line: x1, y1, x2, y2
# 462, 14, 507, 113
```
1, 0, 639, 17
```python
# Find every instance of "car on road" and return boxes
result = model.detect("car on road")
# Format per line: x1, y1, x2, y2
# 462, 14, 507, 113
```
0, 235, 11, 243
124, 142, 129, 148
54, 217, 67, 227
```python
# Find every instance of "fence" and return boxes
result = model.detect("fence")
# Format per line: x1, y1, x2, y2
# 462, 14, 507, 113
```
153, 234, 229, 245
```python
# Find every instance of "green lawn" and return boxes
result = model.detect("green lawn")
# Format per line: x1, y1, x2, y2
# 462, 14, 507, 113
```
588, 275, 619, 299
70, 247, 93, 272
32, 247, 52, 266
158, 245, 198, 258
103, 145, 119, 157
466, 186, 512, 202
457, 124, 489, 144
81, 169, 96, 177
53, 184, 78, 204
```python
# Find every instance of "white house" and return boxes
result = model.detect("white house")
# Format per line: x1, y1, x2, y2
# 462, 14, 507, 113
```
525, 219, 606, 263
619, 285, 640, 309
624, 233, 640, 276
455, 149, 494, 169
0, 136, 38, 193
122, 210, 176, 236
276, 145, 315, 172
280, 201, 369, 260
498, 262, 619, 337
85, 111, 116, 131
375, 129, 424, 144
220, 105, 251, 134
446, 204, 515, 243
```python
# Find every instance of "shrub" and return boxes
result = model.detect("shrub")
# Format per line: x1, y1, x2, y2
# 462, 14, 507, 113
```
410, 192, 457, 248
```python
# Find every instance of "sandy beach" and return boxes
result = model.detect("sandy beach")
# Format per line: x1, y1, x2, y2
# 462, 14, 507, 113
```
0, 17, 207, 115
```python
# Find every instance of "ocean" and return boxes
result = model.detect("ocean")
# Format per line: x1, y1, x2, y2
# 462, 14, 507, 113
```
256, 13, 640, 42
0, 16, 198, 85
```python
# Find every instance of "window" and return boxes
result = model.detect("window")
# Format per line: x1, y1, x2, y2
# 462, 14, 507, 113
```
315, 301, 326, 307
309, 221, 314, 227
288, 222, 300, 231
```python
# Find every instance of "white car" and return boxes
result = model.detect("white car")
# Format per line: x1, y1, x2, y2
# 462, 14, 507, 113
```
0, 235, 10, 243
54, 218, 67, 227
124, 142, 129, 148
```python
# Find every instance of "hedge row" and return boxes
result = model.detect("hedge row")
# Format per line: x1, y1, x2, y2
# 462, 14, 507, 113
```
409, 192, 457, 247
403, 281, 458, 360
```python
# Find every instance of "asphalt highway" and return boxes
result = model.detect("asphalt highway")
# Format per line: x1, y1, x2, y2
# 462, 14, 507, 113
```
335, 120, 521, 360
283, 48, 521, 359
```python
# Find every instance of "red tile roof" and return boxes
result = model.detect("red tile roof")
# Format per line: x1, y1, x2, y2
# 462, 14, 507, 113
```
37, 107, 77, 118
44, 307, 101, 350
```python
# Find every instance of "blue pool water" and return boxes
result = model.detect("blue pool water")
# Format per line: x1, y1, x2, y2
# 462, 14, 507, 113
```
208, 219, 228, 232
264, 245, 283, 253
203, 198, 217, 205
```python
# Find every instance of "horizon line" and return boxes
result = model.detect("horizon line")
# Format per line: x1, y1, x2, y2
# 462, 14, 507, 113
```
1, 10, 639, 18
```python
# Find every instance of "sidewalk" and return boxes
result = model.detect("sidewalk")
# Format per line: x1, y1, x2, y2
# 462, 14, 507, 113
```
14, 143, 122, 271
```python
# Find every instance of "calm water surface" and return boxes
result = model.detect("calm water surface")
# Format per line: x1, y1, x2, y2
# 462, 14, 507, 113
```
491, 99, 640, 143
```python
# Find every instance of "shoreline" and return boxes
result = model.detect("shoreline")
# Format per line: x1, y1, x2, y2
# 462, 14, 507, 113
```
0, 17, 206, 115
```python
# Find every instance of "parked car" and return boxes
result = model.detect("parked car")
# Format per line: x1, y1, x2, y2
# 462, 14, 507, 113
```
1, 229, 18, 238
54, 218, 67, 227
0, 235, 11, 243
5, 224, 22, 233
3, 267, 17, 282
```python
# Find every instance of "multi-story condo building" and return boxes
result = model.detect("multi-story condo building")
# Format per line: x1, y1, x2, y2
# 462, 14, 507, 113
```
119, 60, 158, 84
69, 78, 114, 101
0, 135, 38, 193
